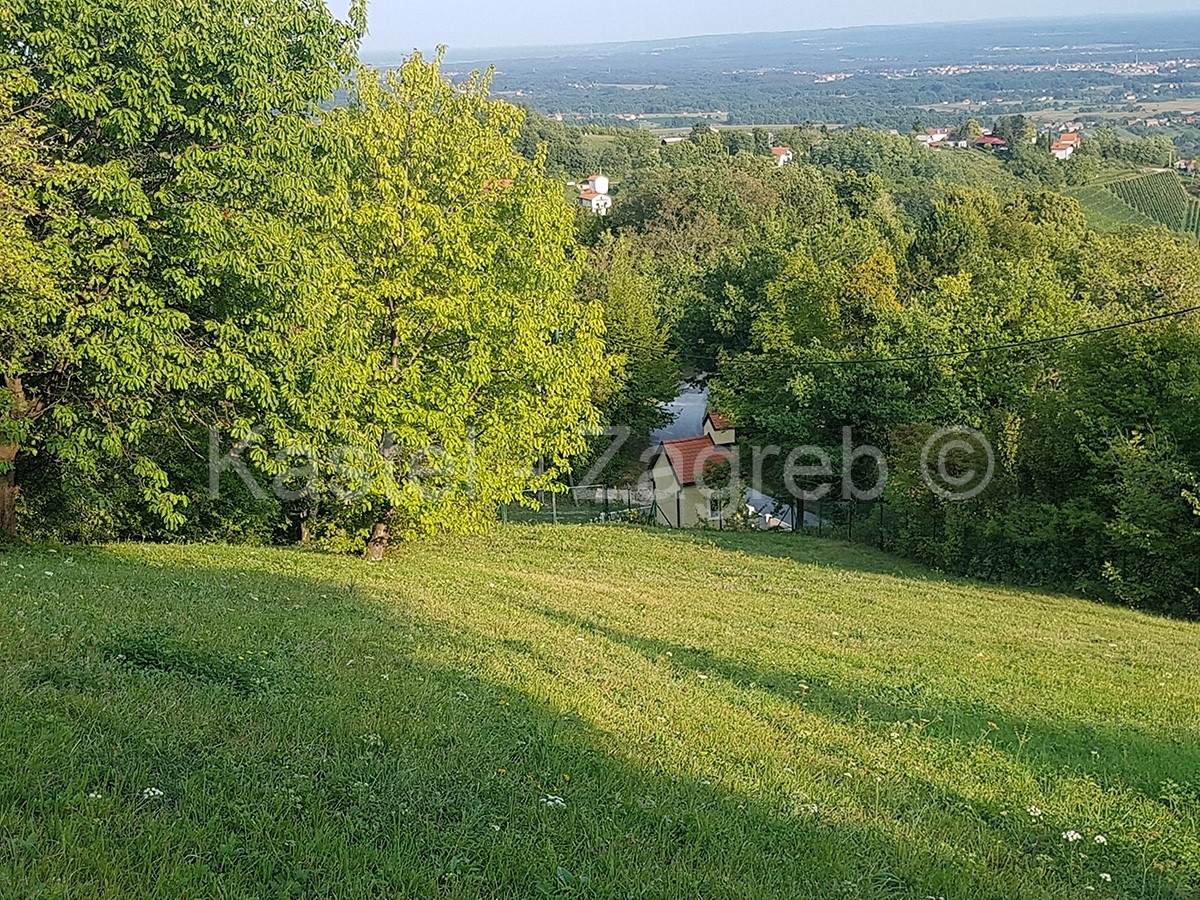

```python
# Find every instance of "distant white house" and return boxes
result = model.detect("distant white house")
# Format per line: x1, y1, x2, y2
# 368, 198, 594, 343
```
581, 174, 609, 194
1050, 142, 1075, 161
576, 189, 612, 215
1050, 132, 1081, 161
770, 146, 794, 166
576, 173, 612, 215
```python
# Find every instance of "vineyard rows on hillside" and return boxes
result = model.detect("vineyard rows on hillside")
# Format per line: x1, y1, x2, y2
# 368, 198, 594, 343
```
1108, 171, 1190, 229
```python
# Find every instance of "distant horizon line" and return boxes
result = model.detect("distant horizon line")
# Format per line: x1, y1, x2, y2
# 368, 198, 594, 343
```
357, 9, 1200, 60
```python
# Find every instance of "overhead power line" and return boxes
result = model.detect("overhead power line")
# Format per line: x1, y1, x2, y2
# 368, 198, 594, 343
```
804, 304, 1200, 367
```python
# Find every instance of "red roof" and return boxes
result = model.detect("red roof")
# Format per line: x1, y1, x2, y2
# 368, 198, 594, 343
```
707, 411, 732, 431
770, 146, 792, 155
655, 436, 732, 487
975, 136, 1007, 146
578, 190, 601, 200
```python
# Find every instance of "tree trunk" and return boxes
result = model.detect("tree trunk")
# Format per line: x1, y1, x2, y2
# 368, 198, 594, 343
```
364, 517, 390, 562
0, 443, 17, 538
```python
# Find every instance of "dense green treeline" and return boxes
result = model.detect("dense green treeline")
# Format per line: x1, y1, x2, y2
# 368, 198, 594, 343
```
574, 124, 1200, 617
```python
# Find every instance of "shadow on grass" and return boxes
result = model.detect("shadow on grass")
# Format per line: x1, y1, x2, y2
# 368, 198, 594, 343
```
539, 607, 1200, 802
0, 545, 1187, 898
628, 525, 1071, 598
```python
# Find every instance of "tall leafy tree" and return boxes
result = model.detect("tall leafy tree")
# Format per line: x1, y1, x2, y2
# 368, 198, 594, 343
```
313, 55, 605, 558
0, 0, 365, 534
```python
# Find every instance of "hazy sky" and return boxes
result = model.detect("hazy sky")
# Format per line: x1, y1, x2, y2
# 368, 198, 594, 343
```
328, 1, 1198, 54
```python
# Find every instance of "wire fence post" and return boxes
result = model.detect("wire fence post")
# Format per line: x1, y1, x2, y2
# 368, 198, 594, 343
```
879, 499, 885, 551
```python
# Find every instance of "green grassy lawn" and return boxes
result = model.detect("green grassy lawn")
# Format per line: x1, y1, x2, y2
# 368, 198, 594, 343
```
2, 527, 1198, 898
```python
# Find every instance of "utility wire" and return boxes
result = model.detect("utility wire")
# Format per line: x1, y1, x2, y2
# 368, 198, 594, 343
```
693, 304, 1200, 369
817, 304, 1200, 366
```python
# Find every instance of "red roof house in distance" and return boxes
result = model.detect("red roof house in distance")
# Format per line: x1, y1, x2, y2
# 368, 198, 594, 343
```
576, 173, 612, 215
974, 135, 1008, 149
770, 146, 794, 166
649, 412, 736, 527
576, 188, 612, 215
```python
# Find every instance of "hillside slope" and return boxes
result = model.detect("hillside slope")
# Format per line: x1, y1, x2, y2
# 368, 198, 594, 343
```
2, 528, 1198, 898
1073, 171, 1200, 238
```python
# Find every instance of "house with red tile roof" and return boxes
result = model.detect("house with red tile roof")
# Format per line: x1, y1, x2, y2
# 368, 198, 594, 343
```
648, 413, 736, 527
576, 189, 612, 215
974, 135, 1008, 149
770, 146, 794, 166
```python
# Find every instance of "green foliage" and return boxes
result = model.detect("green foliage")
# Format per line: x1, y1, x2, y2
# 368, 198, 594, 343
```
716, 181, 1200, 617
1086, 127, 1178, 168
1, 7, 606, 548
307, 55, 606, 541
809, 127, 938, 184
1, 0, 367, 532
576, 235, 679, 445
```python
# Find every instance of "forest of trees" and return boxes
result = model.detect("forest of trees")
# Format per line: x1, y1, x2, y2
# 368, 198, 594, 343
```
568, 123, 1200, 619
2, 1, 1198, 616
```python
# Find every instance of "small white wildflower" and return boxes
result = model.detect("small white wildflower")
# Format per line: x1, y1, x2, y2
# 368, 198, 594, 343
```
141, 787, 164, 801
360, 732, 383, 748
87, 791, 102, 800
1094, 834, 1107, 845
1099, 873, 1112, 882
540, 793, 566, 809
1062, 830, 1082, 842
1027, 805, 1045, 818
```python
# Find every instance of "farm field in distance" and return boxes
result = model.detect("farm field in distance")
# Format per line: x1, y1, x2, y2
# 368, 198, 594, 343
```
2, 527, 1198, 898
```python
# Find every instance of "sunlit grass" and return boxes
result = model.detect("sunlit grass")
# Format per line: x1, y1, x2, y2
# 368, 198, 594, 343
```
1, 526, 1197, 897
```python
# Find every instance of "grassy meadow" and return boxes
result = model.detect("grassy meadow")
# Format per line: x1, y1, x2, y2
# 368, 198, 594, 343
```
1, 527, 1198, 898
